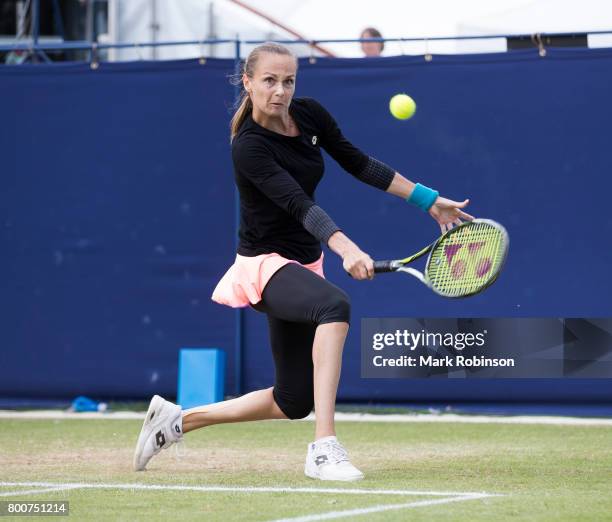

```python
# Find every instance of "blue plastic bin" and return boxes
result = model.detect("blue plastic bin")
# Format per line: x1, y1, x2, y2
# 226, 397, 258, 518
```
177, 348, 226, 409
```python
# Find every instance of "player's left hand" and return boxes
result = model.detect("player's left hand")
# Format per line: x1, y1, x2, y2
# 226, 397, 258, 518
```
429, 196, 474, 234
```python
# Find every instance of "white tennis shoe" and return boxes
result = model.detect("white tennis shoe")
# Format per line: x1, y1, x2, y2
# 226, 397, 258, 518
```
304, 436, 364, 481
133, 395, 184, 471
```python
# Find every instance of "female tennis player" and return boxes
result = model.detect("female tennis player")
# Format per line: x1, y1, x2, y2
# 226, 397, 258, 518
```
134, 42, 473, 481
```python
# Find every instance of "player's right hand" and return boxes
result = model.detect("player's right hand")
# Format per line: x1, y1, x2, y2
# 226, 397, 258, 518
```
342, 247, 374, 280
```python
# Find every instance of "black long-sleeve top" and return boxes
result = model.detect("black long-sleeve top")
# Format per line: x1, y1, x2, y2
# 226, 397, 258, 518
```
231, 97, 394, 264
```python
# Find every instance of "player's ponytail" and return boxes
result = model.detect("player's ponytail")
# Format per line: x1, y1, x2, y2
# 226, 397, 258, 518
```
230, 42, 297, 142
230, 93, 252, 142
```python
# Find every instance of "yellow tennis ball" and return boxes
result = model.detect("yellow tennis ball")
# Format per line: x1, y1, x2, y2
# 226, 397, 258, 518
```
389, 94, 416, 120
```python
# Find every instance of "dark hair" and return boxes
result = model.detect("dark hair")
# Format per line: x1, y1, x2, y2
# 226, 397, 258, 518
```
230, 42, 298, 141
360, 27, 384, 51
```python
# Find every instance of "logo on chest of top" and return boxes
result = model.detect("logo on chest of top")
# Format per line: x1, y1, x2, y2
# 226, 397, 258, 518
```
311, 135, 318, 146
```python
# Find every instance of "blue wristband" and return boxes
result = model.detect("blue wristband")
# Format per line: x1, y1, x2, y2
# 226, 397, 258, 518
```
406, 183, 439, 211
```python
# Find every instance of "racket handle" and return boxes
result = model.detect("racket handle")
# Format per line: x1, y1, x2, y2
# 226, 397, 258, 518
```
373, 260, 396, 273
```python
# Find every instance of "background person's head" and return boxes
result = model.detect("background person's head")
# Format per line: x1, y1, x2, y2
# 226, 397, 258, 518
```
231, 42, 298, 140
360, 27, 384, 57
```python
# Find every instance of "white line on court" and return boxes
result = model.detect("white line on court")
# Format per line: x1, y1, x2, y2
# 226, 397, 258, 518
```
320, 413, 612, 426
0, 486, 80, 498
1, 410, 611, 426
268, 494, 492, 522
0, 482, 500, 521
0, 482, 500, 498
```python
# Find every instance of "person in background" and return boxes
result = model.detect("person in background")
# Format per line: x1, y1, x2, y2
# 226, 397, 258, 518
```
360, 27, 384, 57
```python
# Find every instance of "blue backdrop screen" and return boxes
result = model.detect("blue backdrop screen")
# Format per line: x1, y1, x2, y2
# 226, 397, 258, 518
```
1, 49, 611, 402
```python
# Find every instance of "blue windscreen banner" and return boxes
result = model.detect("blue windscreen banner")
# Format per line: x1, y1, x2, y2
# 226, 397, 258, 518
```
1, 48, 611, 403
1, 59, 237, 399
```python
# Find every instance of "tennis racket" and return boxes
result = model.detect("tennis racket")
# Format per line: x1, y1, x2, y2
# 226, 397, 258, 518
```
374, 218, 509, 298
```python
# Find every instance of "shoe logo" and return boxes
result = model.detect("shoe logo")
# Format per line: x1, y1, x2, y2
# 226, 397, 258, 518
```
312, 135, 318, 146
149, 411, 155, 421
175, 424, 181, 434
155, 430, 166, 447
314, 455, 328, 466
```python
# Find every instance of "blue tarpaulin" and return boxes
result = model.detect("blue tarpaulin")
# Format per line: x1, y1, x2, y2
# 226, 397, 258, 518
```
1, 48, 611, 402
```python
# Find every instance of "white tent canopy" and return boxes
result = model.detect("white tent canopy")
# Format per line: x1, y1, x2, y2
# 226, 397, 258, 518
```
106, 0, 612, 60
458, 0, 612, 51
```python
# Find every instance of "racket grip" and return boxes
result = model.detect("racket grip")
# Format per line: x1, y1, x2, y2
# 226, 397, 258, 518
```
373, 260, 396, 273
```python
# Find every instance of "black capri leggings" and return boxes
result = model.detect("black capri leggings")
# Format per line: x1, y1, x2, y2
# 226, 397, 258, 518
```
251, 263, 350, 420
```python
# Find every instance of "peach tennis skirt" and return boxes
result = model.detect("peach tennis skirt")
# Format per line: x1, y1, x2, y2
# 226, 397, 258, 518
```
211, 252, 325, 308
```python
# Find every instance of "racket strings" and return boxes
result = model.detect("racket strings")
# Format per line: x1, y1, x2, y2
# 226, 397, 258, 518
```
426, 222, 507, 297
